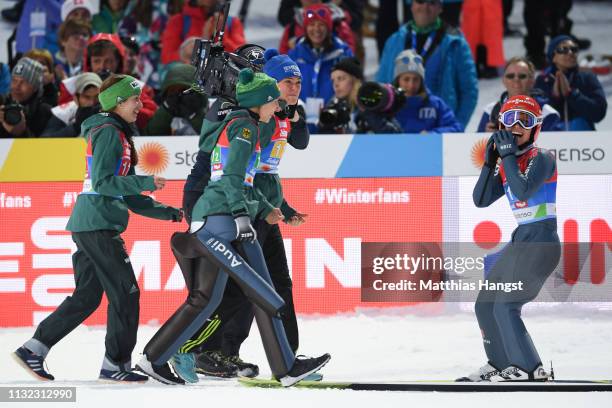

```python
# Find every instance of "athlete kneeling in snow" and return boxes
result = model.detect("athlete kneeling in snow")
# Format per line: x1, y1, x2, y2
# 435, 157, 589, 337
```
460, 95, 560, 382
136, 68, 330, 386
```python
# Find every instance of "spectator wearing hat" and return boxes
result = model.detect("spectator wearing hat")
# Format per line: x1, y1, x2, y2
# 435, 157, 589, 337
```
62, 0, 95, 22
144, 64, 209, 136
55, 19, 93, 80
57, 33, 158, 131
376, 0, 477, 128
43, 72, 102, 137
0, 58, 53, 138
288, 4, 353, 126
317, 56, 363, 133
392, 49, 462, 133
478, 56, 561, 133
534, 35, 607, 130
24, 49, 60, 107
278, 0, 355, 55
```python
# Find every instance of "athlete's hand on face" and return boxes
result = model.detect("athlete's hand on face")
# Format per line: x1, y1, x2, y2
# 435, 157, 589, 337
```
492, 130, 517, 158
287, 212, 308, 226
153, 176, 167, 190
484, 134, 500, 167
485, 121, 498, 132
265, 208, 285, 225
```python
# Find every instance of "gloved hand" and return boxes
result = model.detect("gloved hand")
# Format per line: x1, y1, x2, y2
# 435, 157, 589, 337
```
484, 134, 500, 167
492, 130, 518, 158
162, 90, 206, 120
171, 208, 184, 222
233, 213, 257, 243
73, 104, 100, 135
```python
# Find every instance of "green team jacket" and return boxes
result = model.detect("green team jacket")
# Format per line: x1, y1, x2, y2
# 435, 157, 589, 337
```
66, 113, 179, 233
191, 110, 272, 221
254, 113, 309, 220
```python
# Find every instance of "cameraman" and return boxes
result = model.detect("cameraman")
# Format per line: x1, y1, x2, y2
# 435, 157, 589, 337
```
0, 58, 52, 139
143, 64, 208, 136
392, 49, 463, 134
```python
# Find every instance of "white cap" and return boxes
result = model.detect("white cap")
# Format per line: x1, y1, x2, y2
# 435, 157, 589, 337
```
61, 0, 96, 21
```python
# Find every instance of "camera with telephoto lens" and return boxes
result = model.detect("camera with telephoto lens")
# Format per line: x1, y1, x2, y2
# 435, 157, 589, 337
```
318, 97, 352, 133
2, 103, 24, 126
190, 0, 264, 101
357, 82, 406, 116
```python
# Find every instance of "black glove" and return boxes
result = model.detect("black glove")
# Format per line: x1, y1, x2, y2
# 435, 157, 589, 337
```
171, 208, 184, 222
73, 104, 100, 135
162, 90, 206, 120
492, 130, 517, 158
484, 134, 500, 168
233, 213, 257, 243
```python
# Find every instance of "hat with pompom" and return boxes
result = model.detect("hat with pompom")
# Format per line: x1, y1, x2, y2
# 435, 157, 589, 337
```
263, 48, 301, 81
236, 68, 280, 108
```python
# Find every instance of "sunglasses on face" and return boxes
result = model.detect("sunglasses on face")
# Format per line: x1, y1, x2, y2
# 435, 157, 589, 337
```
504, 73, 529, 80
499, 109, 542, 130
555, 46, 579, 55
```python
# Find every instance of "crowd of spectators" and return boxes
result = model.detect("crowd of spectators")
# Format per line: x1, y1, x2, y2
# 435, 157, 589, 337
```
0, 0, 607, 139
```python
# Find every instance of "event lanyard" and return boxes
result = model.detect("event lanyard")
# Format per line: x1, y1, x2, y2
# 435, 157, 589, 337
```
411, 29, 437, 57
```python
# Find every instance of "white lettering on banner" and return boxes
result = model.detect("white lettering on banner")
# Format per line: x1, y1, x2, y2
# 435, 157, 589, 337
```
130, 241, 161, 290
0, 192, 31, 208
31, 274, 74, 307
283, 239, 292, 279
0, 242, 25, 292
314, 188, 410, 205
305, 238, 361, 288
164, 262, 186, 290
62, 192, 78, 208
31, 217, 75, 269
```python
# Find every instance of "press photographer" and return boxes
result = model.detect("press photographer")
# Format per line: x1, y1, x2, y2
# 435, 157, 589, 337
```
317, 57, 405, 134
0, 58, 52, 138
317, 57, 361, 133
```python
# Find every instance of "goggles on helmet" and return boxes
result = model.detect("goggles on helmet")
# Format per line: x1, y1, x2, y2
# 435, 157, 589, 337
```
499, 109, 543, 130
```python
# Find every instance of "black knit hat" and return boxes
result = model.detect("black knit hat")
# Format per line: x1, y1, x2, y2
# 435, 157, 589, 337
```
332, 57, 364, 80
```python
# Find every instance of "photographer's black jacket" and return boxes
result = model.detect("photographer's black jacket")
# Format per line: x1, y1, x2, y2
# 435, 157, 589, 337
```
0, 94, 53, 138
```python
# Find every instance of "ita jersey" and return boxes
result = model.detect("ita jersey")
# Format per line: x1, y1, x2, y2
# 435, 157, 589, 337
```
258, 116, 290, 174
81, 125, 130, 199
210, 119, 260, 187
499, 147, 557, 225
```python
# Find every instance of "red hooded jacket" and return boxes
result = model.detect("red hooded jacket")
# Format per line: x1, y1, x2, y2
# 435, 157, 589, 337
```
59, 33, 158, 130
161, 4, 246, 65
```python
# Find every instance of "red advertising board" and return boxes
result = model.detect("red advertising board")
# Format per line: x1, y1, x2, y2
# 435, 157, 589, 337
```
0, 177, 441, 327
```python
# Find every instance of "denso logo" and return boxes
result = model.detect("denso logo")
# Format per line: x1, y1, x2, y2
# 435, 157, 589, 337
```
548, 148, 605, 162
515, 211, 533, 219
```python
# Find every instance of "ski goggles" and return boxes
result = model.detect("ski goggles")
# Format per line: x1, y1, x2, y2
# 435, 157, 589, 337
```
499, 109, 543, 130
305, 8, 330, 19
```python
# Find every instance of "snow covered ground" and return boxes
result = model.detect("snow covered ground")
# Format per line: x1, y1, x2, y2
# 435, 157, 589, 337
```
2, 307, 612, 407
